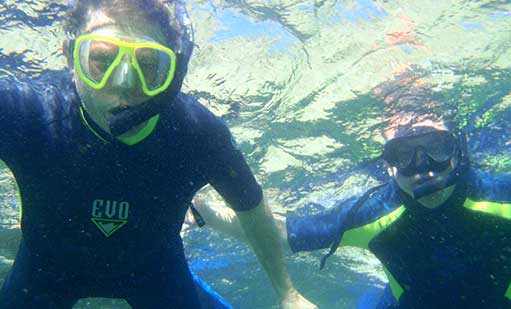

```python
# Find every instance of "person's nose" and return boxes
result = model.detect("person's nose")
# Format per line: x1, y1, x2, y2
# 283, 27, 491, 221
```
413, 147, 429, 168
111, 56, 137, 90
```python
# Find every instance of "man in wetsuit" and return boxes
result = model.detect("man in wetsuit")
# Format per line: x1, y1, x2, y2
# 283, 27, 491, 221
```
0, 1, 316, 308
194, 116, 511, 308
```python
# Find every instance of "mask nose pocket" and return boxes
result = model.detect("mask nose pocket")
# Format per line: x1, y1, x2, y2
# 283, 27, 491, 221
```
413, 147, 430, 168
112, 60, 136, 89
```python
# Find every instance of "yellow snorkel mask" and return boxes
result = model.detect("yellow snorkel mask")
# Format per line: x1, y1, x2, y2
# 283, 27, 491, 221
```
73, 33, 177, 97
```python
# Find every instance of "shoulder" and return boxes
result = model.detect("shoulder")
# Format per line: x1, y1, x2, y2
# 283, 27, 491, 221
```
32, 71, 79, 118
172, 93, 225, 126
0, 74, 38, 106
0, 71, 78, 122
169, 93, 232, 142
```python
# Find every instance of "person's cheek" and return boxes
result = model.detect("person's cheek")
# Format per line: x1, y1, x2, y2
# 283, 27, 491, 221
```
395, 172, 415, 195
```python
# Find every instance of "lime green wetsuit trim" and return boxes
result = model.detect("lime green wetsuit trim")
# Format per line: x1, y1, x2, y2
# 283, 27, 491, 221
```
117, 115, 160, 145
464, 200, 511, 300
79, 106, 160, 145
339, 200, 511, 301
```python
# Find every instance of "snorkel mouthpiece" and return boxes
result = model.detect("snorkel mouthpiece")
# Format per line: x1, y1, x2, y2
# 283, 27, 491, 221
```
411, 171, 458, 199
109, 99, 162, 136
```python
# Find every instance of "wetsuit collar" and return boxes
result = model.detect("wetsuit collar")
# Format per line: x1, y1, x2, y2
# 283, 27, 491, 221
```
79, 106, 159, 145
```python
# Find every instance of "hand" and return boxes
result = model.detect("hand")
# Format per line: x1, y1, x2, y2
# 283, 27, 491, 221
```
280, 289, 318, 309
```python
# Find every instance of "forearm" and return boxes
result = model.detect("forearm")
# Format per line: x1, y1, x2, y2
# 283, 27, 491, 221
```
236, 196, 294, 300
192, 196, 248, 241
467, 168, 511, 203
191, 195, 291, 251
287, 183, 400, 252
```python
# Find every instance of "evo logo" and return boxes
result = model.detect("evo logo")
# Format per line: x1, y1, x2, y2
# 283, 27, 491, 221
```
91, 199, 130, 237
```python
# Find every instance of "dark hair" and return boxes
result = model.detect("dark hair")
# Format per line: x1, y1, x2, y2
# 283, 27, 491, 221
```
375, 67, 457, 141
64, 0, 194, 96
65, 0, 190, 51
385, 113, 453, 139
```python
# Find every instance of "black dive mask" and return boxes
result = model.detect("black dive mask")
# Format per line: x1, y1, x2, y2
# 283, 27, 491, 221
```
383, 130, 463, 199
384, 131, 459, 175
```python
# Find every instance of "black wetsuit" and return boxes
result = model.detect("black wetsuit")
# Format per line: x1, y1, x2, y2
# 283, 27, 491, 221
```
370, 184, 511, 308
287, 172, 511, 308
0, 71, 262, 308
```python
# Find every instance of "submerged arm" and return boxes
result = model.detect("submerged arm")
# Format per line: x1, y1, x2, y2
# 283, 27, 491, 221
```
287, 181, 401, 253
189, 195, 246, 241
235, 196, 313, 307
202, 111, 315, 308
467, 168, 511, 203
191, 181, 403, 254
193, 194, 315, 307
189, 195, 290, 251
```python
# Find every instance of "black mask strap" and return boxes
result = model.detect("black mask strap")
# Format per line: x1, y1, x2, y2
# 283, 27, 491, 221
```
189, 202, 206, 228
319, 182, 387, 270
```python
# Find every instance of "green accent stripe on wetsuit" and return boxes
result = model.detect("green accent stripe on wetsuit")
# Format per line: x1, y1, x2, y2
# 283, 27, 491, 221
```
79, 107, 109, 143
339, 200, 511, 301
340, 206, 405, 300
340, 206, 406, 249
117, 115, 160, 145
79, 106, 160, 145
464, 199, 511, 300
464, 200, 511, 220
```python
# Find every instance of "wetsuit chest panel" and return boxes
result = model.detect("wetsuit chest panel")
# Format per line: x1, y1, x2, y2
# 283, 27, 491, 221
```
9, 112, 209, 273
369, 208, 511, 307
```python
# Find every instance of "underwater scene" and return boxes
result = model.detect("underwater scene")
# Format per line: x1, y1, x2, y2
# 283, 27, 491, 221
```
0, 0, 511, 308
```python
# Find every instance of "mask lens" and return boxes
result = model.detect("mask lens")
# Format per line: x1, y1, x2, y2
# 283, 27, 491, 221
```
79, 39, 119, 84
384, 131, 458, 175
427, 133, 455, 162
392, 144, 415, 169
135, 47, 172, 90
384, 140, 413, 168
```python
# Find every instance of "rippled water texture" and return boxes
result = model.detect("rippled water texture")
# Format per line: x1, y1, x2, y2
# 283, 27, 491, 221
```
0, 0, 510, 308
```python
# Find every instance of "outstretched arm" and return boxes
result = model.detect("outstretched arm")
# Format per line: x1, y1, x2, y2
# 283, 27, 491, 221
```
189, 181, 402, 254
189, 195, 290, 251
235, 196, 316, 308
201, 110, 316, 308
467, 168, 511, 203
287, 181, 401, 253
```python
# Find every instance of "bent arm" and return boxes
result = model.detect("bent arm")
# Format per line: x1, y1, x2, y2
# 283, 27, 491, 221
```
201, 112, 314, 306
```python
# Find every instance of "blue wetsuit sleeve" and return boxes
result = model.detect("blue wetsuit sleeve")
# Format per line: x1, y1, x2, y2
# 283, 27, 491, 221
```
0, 77, 37, 158
287, 182, 401, 252
466, 168, 511, 203
204, 117, 263, 212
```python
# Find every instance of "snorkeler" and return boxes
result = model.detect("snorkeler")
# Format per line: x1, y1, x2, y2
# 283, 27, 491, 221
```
193, 114, 511, 308
0, 1, 316, 308
286, 116, 511, 308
